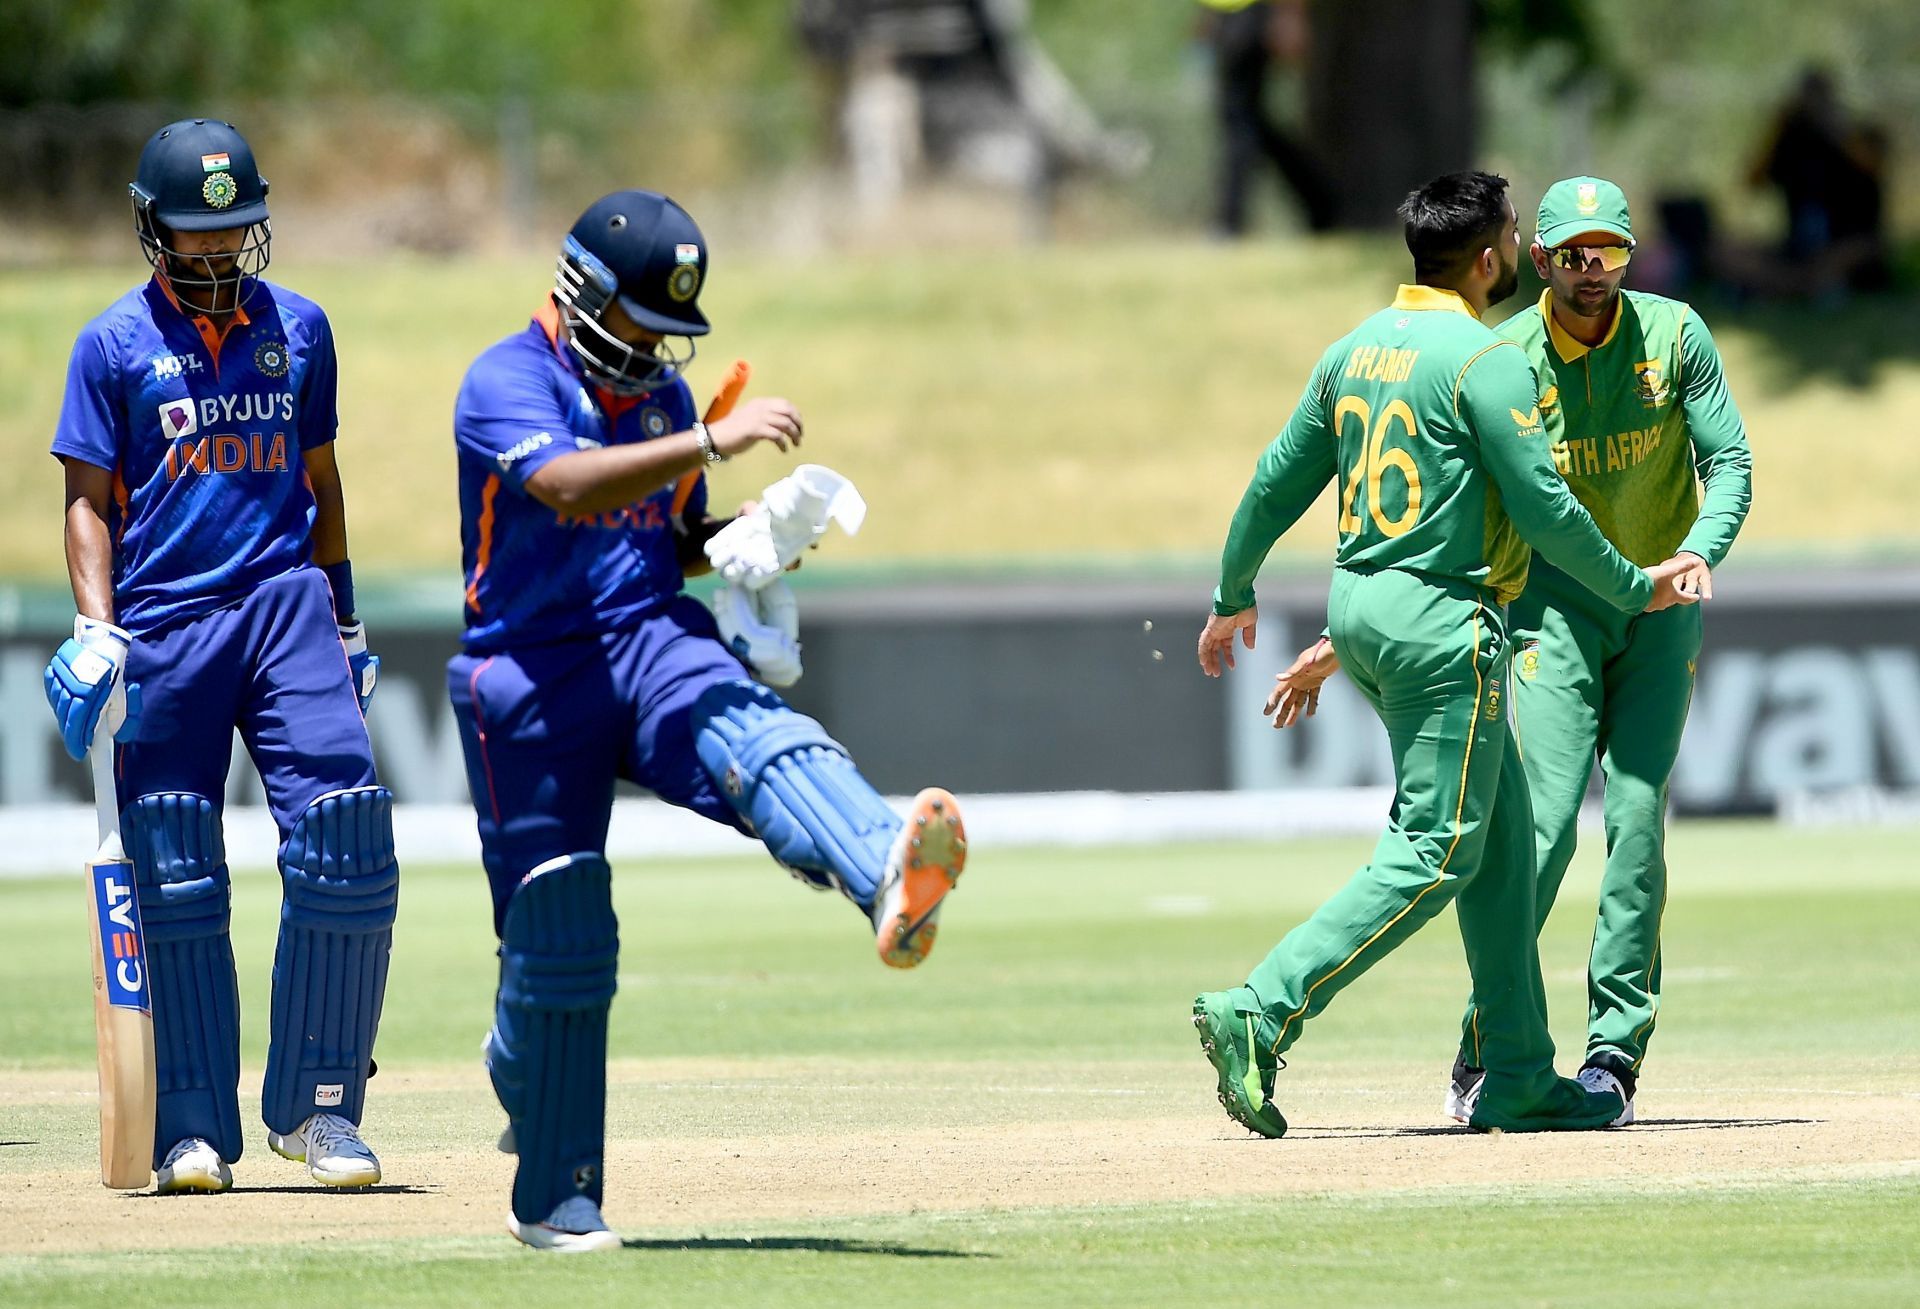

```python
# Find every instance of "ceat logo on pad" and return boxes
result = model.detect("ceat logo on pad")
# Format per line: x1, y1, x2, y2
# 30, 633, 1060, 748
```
158, 400, 198, 439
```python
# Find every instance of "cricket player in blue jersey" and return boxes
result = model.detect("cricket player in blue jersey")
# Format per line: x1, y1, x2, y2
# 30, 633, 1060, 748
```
45, 119, 394, 1195
448, 189, 968, 1251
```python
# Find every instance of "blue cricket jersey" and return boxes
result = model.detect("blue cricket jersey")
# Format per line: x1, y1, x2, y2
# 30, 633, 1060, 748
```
50, 276, 337, 635
453, 301, 706, 654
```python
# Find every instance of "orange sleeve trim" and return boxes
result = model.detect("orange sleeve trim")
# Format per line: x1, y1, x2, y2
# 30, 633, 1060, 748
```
111, 468, 130, 546
465, 473, 502, 615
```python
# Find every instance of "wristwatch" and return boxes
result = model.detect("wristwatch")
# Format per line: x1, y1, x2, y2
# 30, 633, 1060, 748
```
693, 421, 727, 465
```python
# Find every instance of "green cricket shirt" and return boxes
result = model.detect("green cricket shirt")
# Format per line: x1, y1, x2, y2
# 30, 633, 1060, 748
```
1499, 289, 1752, 568
1215, 285, 1651, 615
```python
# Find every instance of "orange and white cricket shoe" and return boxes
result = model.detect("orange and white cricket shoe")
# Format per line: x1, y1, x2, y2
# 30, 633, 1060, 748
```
873, 788, 967, 969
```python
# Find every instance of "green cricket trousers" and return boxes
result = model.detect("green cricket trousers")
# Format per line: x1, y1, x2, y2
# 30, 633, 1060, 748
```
1236, 566, 1603, 1128
1459, 559, 1702, 1077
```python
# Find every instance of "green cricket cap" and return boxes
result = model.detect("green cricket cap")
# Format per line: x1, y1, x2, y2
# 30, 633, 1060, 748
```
1536, 176, 1634, 248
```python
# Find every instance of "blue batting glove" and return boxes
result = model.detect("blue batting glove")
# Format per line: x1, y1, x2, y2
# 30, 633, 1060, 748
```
340, 621, 379, 716
44, 617, 139, 761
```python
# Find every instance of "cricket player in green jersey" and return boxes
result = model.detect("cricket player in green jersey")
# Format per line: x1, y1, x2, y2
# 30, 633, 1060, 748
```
1190, 171, 1701, 1138
1267, 176, 1753, 1127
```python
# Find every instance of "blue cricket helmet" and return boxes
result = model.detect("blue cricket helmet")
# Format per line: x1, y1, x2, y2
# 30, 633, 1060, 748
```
130, 118, 271, 313
553, 190, 711, 395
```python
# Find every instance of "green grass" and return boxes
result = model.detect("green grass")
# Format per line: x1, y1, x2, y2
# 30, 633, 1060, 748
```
2, 822, 1918, 1304
5, 246, 1920, 591
6, 1182, 1918, 1308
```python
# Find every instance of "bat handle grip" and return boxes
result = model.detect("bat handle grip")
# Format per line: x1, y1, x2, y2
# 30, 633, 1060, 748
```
89, 739, 123, 858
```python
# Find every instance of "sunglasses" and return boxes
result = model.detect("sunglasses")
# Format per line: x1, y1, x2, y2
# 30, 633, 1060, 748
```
1548, 244, 1634, 273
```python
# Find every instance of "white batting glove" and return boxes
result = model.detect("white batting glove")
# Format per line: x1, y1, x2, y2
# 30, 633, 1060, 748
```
712, 579, 804, 687
704, 464, 866, 592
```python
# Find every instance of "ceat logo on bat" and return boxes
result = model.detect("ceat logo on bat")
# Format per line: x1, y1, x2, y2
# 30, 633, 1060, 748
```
92, 867, 151, 1013
158, 400, 198, 440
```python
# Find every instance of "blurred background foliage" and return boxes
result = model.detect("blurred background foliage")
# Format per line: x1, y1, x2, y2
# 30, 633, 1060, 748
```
1, 1, 1914, 576
3, 0, 1913, 248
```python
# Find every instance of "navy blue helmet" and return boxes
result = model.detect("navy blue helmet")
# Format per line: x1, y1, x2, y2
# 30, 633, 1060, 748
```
130, 119, 271, 314
553, 190, 711, 395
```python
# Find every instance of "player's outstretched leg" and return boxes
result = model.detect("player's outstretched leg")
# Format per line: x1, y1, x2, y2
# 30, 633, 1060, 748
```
488, 853, 622, 1253
262, 787, 398, 1187
125, 793, 242, 1192
692, 681, 966, 968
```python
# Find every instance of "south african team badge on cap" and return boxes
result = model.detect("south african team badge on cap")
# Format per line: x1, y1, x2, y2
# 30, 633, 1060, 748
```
202, 171, 238, 209
254, 338, 289, 379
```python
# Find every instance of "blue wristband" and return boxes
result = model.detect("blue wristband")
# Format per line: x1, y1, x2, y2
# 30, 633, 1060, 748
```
321, 560, 356, 624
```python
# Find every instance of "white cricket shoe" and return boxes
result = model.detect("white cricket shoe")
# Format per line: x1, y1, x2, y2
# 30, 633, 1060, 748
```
508, 1196, 623, 1253
268, 1112, 383, 1187
1443, 1055, 1486, 1124
1576, 1064, 1637, 1126
156, 1137, 231, 1194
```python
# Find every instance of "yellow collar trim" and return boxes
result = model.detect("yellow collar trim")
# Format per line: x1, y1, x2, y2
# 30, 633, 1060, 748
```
1541, 288, 1622, 362
1392, 284, 1481, 319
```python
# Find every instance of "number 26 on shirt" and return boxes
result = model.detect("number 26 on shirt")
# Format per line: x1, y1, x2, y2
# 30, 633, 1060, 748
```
1335, 395, 1424, 539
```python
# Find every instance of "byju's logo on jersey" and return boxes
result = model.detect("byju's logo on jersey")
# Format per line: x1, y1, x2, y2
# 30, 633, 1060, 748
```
158, 400, 198, 440
151, 352, 205, 382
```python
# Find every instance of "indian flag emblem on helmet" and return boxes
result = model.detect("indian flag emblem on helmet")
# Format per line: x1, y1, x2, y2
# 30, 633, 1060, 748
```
201, 152, 231, 173
1577, 182, 1600, 215
254, 339, 289, 379
667, 264, 701, 303
202, 171, 239, 209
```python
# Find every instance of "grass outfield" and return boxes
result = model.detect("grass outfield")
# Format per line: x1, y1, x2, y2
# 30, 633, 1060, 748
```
2, 822, 1917, 1305
4, 245, 1919, 586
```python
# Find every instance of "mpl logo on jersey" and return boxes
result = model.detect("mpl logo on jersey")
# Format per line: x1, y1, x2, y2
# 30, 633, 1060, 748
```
91, 866, 151, 1013
151, 352, 205, 382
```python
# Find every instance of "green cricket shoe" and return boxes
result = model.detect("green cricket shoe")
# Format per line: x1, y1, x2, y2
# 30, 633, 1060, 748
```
1470, 1073, 1626, 1133
1191, 990, 1288, 1139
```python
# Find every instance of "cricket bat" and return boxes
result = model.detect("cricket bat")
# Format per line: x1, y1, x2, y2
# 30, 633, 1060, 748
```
671, 358, 752, 524
84, 740, 155, 1189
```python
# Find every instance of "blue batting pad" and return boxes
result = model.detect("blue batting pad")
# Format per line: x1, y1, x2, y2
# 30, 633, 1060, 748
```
124, 793, 243, 1167
691, 681, 897, 906
488, 852, 619, 1223
263, 787, 399, 1134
